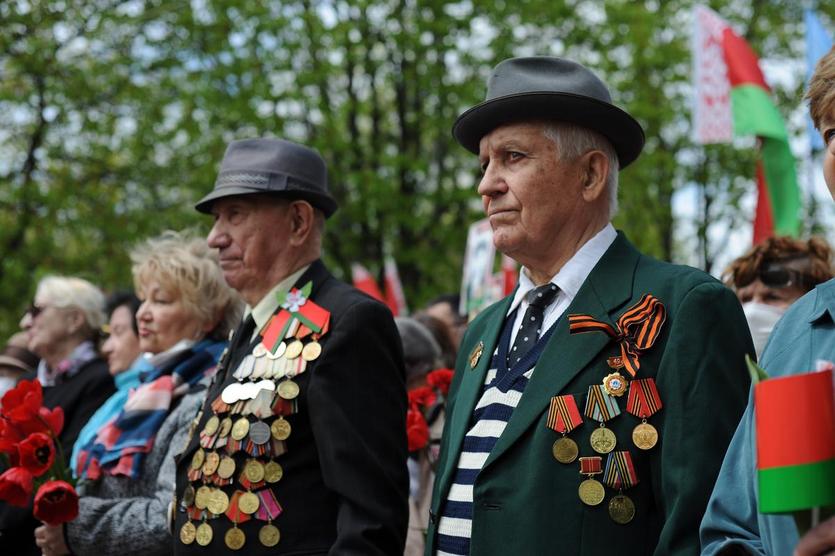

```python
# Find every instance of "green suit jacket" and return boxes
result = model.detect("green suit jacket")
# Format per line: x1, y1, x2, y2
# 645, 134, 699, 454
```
426, 234, 753, 556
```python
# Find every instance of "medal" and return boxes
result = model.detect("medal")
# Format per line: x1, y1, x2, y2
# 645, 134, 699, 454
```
248, 421, 271, 445
284, 339, 303, 360
217, 455, 236, 479
238, 491, 260, 514
590, 426, 617, 454
225, 526, 246, 550
190, 448, 206, 470
578, 456, 605, 506
202, 451, 220, 476
218, 417, 233, 438
182, 484, 196, 507
585, 385, 621, 454
626, 377, 662, 450
546, 394, 583, 464
203, 415, 220, 436
207, 488, 230, 515
271, 417, 291, 440
266, 341, 286, 360
277, 379, 300, 400
231, 417, 250, 441
194, 485, 211, 510
179, 521, 196, 545
608, 493, 636, 524
222, 382, 243, 404
607, 356, 624, 369
602, 372, 628, 397
302, 340, 322, 361
264, 460, 283, 483
196, 522, 213, 546
259, 524, 280, 547
244, 459, 265, 483
252, 343, 268, 358
469, 341, 484, 369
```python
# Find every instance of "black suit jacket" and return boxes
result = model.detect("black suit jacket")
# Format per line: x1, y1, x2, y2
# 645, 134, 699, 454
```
173, 260, 408, 555
0, 357, 114, 556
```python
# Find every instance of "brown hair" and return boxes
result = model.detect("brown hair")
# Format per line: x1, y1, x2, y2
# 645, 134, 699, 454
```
806, 46, 835, 131
723, 236, 834, 292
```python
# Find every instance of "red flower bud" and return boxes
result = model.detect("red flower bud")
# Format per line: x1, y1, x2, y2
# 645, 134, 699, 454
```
33, 480, 79, 525
18, 432, 55, 477
426, 368, 454, 396
406, 407, 429, 452
0, 467, 34, 507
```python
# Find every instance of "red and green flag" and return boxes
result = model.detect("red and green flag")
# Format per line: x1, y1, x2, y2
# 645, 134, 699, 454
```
693, 6, 801, 243
755, 368, 835, 513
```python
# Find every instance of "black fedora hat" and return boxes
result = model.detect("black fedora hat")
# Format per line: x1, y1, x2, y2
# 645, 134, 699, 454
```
453, 56, 645, 168
195, 138, 338, 217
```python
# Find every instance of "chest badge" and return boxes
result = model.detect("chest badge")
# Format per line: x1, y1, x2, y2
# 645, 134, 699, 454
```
469, 341, 484, 369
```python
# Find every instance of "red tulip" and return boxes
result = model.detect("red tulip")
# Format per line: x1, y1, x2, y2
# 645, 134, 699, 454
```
1, 379, 43, 420
18, 432, 55, 477
0, 467, 34, 507
408, 386, 437, 408
406, 406, 429, 452
33, 480, 79, 525
427, 368, 454, 396
38, 406, 64, 436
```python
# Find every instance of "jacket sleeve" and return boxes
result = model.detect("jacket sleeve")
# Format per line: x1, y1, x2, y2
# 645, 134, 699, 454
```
307, 299, 409, 556
652, 282, 752, 556
65, 393, 199, 556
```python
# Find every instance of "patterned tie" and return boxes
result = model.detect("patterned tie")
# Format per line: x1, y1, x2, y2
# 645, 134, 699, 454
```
507, 283, 560, 367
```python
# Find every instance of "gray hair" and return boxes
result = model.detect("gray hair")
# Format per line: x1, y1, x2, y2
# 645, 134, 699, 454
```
36, 276, 106, 339
543, 123, 619, 217
395, 317, 442, 380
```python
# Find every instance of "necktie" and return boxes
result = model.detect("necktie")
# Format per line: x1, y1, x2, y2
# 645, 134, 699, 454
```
507, 283, 560, 367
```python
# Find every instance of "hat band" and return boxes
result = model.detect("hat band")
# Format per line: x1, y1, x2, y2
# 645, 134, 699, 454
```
215, 172, 270, 188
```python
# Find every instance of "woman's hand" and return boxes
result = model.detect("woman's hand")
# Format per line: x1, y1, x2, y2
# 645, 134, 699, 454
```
34, 523, 71, 556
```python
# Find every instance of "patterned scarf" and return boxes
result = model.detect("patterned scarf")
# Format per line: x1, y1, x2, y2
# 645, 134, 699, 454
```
37, 340, 99, 387
76, 339, 225, 480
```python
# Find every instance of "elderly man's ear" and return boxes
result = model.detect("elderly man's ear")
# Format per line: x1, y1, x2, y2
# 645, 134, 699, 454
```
288, 200, 317, 246
580, 150, 610, 203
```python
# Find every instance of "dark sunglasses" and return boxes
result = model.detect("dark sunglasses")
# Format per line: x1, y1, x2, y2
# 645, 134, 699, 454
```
759, 264, 809, 290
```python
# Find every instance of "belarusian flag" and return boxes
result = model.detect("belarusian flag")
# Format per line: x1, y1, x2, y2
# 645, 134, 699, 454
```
755, 369, 835, 513
693, 6, 800, 243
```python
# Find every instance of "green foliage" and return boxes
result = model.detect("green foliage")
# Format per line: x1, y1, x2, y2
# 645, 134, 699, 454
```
0, 0, 830, 340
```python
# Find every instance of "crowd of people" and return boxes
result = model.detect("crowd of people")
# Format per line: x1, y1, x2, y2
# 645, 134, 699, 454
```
0, 47, 833, 556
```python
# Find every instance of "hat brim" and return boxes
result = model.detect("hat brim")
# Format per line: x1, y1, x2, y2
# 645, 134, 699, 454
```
0, 355, 33, 374
452, 92, 645, 168
195, 186, 338, 218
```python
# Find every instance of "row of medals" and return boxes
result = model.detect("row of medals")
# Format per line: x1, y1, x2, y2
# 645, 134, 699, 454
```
178, 336, 323, 550
551, 369, 658, 525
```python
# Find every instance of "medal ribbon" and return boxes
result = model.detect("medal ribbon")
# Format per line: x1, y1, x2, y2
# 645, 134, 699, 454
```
225, 491, 253, 524
568, 294, 666, 377
584, 385, 621, 422
626, 378, 663, 418
603, 450, 639, 490
579, 456, 602, 475
546, 394, 583, 434
254, 489, 284, 522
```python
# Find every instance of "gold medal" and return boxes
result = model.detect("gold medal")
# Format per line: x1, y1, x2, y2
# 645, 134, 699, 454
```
244, 459, 265, 483
590, 426, 616, 454
202, 415, 220, 436
218, 417, 233, 438
469, 341, 484, 369
238, 491, 260, 514
179, 521, 197, 545
602, 372, 628, 397
207, 488, 230, 515
196, 522, 213, 546
551, 436, 579, 464
284, 340, 303, 360
202, 451, 220, 476
608, 494, 636, 524
182, 484, 196, 507
259, 523, 280, 547
578, 478, 606, 506
271, 417, 291, 441
632, 421, 658, 450
224, 526, 246, 550
194, 485, 212, 510
217, 455, 236, 479
301, 340, 322, 361
190, 448, 206, 470
277, 379, 300, 400
231, 417, 250, 440
264, 461, 284, 483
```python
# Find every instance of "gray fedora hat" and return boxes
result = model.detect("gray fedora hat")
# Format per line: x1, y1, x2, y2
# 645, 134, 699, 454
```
195, 138, 338, 217
453, 56, 645, 168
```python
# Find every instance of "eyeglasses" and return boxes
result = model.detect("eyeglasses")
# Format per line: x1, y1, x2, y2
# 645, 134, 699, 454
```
758, 264, 809, 290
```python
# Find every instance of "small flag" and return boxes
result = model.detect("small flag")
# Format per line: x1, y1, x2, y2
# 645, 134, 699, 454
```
383, 256, 408, 316
351, 263, 384, 302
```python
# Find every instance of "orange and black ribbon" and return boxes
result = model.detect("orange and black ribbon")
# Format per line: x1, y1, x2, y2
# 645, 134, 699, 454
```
546, 394, 583, 434
603, 450, 639, 490
626, 378, 663, 419
568, 294, 666, 377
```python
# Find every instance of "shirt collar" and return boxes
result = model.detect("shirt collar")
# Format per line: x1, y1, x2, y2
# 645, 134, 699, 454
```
247, 265, 310, 337
507, 223, 617, 315
808, 277, 835, 324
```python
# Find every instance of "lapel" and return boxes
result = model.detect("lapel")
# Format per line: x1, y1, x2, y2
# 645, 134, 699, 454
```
435, 294, 514, 501
482, 233, 640, 471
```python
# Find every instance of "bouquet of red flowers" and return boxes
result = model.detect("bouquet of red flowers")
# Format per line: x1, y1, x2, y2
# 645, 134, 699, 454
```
0, 379, 79, 525
407, 368, 454, 452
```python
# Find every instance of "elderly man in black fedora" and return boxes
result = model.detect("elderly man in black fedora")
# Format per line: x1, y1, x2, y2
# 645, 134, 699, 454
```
425, 57, 753, 555
171, 138, 408, 555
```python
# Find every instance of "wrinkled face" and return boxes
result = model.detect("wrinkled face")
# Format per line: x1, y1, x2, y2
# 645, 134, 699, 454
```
207, 195, 294, 305
19, 298, 77, 358
477, 122, 585, 260
822, 109, 835, 198
136, 281, 203, 354
735, 279, 805, 310
101, 305, 141, 375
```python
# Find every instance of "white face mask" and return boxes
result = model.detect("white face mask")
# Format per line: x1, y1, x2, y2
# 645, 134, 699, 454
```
742, 302, 786, 359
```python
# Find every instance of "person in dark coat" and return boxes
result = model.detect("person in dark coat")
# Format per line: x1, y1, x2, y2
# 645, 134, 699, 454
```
171, 138, 408, 555
0, 275, 115, 555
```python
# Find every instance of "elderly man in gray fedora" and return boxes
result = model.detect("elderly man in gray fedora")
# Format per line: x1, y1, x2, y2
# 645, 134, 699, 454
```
171, 138, 408, 555
425, 57, 753, 555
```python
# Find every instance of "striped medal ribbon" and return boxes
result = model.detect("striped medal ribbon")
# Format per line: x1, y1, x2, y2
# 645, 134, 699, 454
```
626, 378, 662, 450
548, 394, 584, 464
